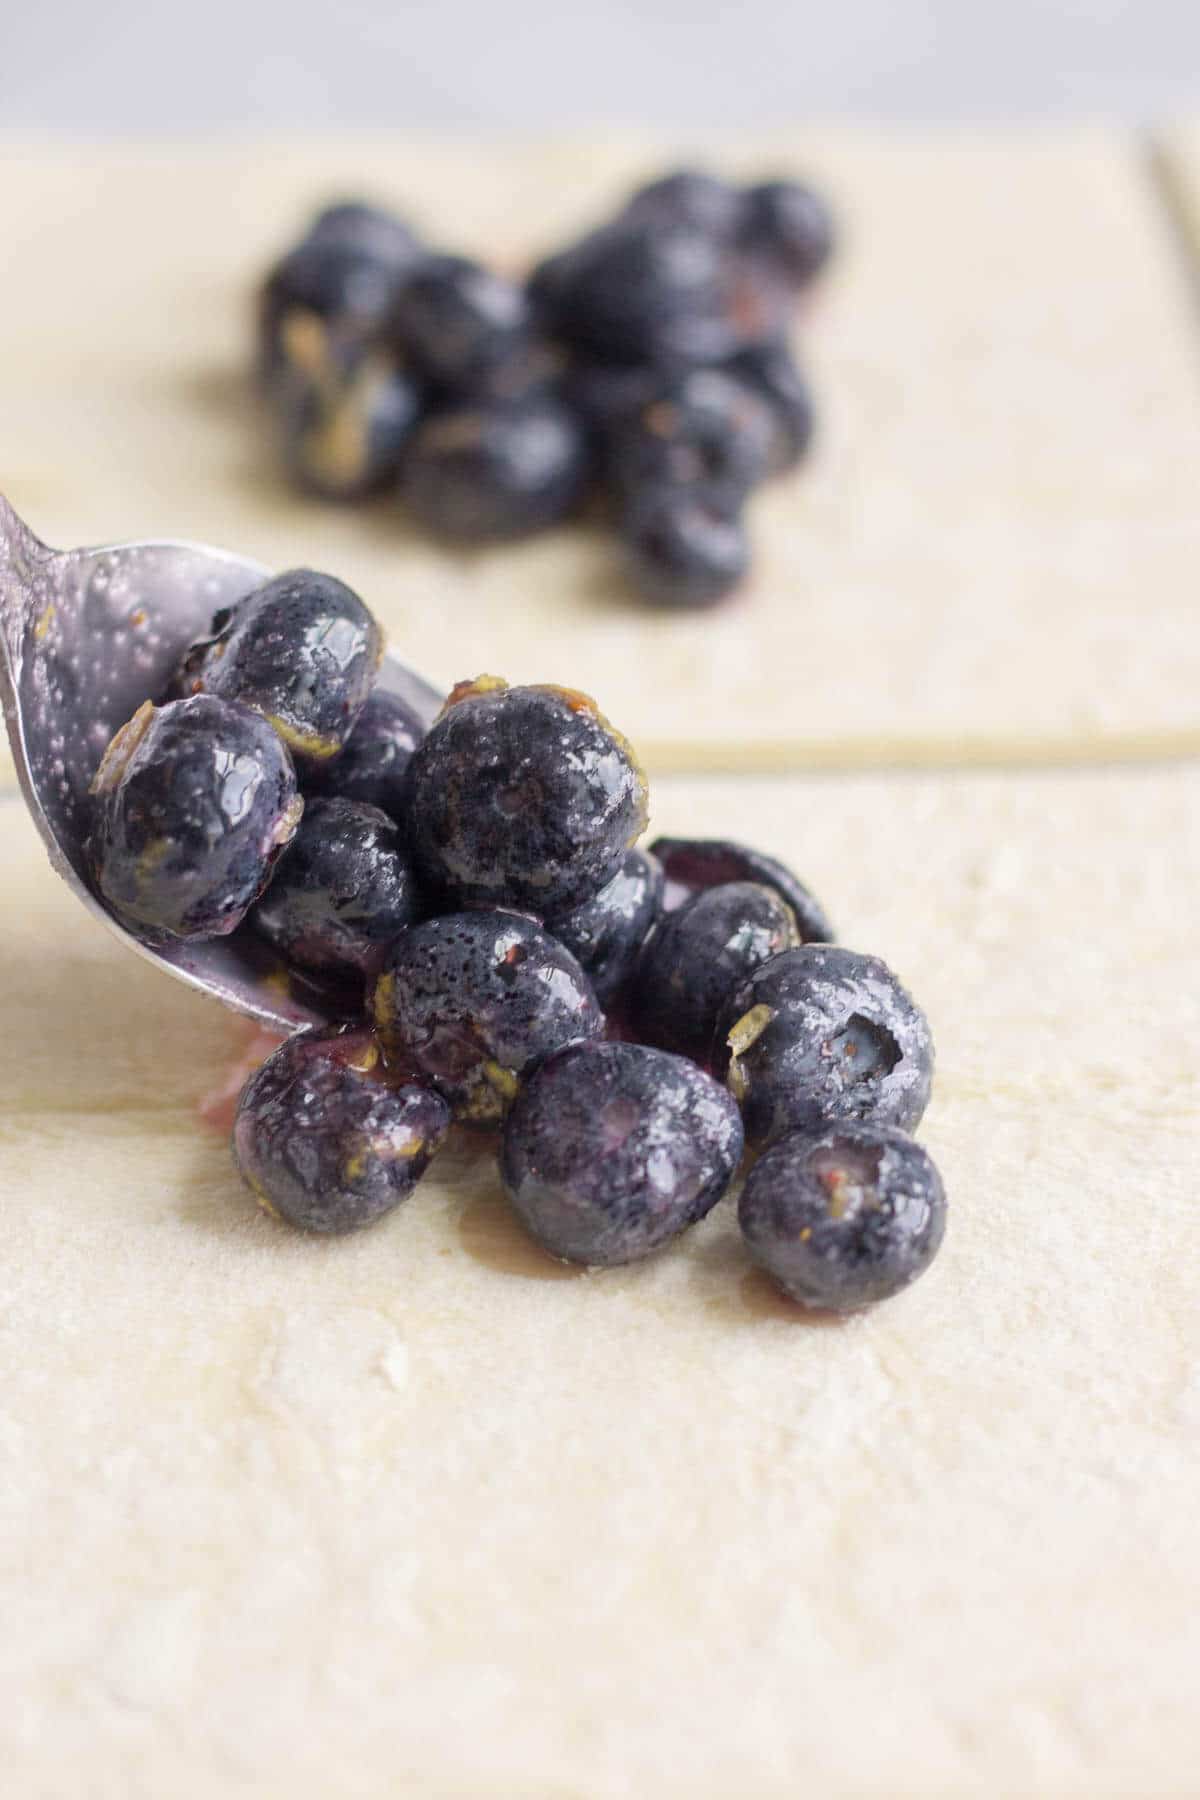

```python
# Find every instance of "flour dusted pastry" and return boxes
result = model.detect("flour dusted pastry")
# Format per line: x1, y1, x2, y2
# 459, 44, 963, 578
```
2, 763, 1197, 1797
1, 133, 1198, 782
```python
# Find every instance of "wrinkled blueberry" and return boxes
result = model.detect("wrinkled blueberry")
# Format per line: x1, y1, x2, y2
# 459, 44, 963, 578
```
88, 695, 302, 942
718, 945, 934, 1150
388, 254, 533, 392
253, 797, 416, 980
269, 333, 424, 501
621, 168, 742, 236
233, 1025, 449, 1233
404, 677, 648, 913
530, 218, 787, 367
373, 911, 603, 1123
724, 342, 815, 475
546, 847, 663, 1004
651, 835, 834, 944
399, 395, 590, 542
739, 1122, 946, 1311
174, 568, 382, 766
501, 1039, 744, 1266
306, 688, 425, 820
738, 180, 836, 287
621, 485, 749, 608
305, 199, 423, 265
607, 367, 776, 500
635, 881, 799, 1062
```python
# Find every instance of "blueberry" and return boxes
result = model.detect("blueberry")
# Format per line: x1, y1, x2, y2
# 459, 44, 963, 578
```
233, 1025, 449, 1233
468, 337, 568, 405
372, 911, 603, 1124
717, 945, 934, 1150
269, 335, 424, 501
634, 881, 799, 1062
738, 180, 835, 287
621, 485, 749, 608
257, 239, 406, 379
525, 243, 581, 327
173, 568, 382, 766
305, 199, 423, 266
530, 218, 787, 367
88, 695, 302, 942
253, 797, 416, 980
388, 254, 533, 392
651, 836, 834, 944
305, 688, 425, 820
501, 1040, 743, 1265
739, 1122, 946, 1311
606, 367, 776, 500
399, 395, 590, 542
403, 677, 648, 913
621, 168, 742, 237
546, 847, 663, 1004
560, 360, 662, 436
724, 342, 815, 474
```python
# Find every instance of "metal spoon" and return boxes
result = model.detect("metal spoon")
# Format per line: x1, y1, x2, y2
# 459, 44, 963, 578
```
0, 493, 443, 1031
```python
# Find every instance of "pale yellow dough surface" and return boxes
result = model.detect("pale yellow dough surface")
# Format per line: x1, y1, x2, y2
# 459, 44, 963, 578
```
1, 130, 1199, 790
2, 766, 1198, 1798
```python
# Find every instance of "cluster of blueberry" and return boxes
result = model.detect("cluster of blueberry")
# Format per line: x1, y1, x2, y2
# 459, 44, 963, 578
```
257, 167, 834, 608
86, 569, 943, 1312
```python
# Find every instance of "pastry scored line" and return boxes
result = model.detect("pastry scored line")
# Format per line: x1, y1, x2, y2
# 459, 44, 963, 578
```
5, 728, 1200, 798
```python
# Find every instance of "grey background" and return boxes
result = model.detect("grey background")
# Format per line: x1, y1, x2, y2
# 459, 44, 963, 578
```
1, 0, 1197, 130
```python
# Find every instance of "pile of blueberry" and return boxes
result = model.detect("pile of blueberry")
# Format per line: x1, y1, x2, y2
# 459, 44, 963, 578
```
87, 568, 945, 1312
256, 167, 834, 609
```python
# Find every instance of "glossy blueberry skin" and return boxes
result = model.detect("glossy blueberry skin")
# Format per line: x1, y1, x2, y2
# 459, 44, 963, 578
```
718, 945, 934, 1151
501, 1039, 744, 1266
651, 836, 834, 944
621, 168, 742, 237
88, 695, 302, 942
634, 881, 799, 1063
373, 911, 603, 1124
233, 1026, 450, 1234
388, 254, 533, 392
403, 678, 649, 914
253, 797, 417, 980
607, 367, 776, 500
269, 340, 424, 502
738, 180, 836, 287
621, 485, 749, 609
399, 395, 590, 542
305, 688, 425, 821
739, 1122, 946, 1312
174, 569, 382, 767
724, 342, 816, 475
546, 847, 663, 1005
530, 218, 788, 368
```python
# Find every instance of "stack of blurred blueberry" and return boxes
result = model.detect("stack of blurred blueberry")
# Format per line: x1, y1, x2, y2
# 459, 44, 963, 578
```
257, 169, 835, 608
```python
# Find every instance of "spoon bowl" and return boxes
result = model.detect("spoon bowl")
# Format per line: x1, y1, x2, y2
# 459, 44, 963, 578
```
0, 494, 443, 1030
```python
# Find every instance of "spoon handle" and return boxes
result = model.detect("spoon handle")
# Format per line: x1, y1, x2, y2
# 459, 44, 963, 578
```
0, 494, 74, 892
0, 492, 54, 706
